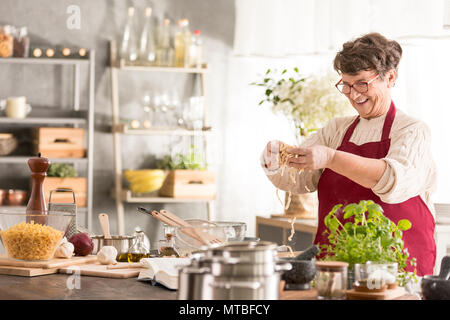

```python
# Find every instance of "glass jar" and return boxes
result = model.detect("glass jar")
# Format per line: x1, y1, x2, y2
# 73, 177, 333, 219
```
354, 262, 398, 290
127, 229, 150, 262
0, 25, 14, 58
315, 261, 349, 300
13, 27, 29, 57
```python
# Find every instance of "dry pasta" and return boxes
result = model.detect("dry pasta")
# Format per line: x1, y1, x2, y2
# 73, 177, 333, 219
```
276, 142, 303, 211
0, 221, 64, 260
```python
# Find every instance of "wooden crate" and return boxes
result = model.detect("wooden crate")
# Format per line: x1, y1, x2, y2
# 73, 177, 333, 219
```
42, 177, 87, 207
32, 127, 85, 158
158, 170, 216, 199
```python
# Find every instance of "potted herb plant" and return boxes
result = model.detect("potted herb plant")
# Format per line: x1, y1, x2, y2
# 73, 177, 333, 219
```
156, 146, 215, 199
319, 200, 417, 287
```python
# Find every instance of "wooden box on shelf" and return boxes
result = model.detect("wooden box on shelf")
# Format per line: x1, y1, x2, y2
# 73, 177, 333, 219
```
42, 177, 87, 207
158, 170, 216, 199
32, 127, 85, 158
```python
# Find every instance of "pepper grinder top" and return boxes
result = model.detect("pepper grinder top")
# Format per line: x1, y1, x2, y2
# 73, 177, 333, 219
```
26, 153, 50, 215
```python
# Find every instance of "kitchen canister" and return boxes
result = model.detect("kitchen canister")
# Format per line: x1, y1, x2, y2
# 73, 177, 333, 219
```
315, 261, 349, 300
177, 241, 292, 300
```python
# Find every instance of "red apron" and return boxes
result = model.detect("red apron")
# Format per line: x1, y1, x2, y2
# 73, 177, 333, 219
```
315, 101, 436, 276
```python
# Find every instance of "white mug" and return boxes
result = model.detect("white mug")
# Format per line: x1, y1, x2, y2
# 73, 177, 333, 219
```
5, 96, 31, 119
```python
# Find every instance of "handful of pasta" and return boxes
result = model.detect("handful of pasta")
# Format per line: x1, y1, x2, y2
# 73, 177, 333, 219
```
0, 221, 64, 261
276, 142, 304, 211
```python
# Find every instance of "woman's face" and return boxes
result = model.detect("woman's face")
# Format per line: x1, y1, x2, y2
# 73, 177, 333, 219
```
341, 69, 396, 119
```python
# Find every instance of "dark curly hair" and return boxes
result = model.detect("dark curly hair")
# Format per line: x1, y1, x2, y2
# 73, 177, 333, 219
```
333, 33, 402, 80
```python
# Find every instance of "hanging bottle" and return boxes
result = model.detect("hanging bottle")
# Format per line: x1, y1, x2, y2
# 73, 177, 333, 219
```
174, 19, 192, 68
189, 29, 204, 68
155, 18, 175, 67
120, 7, 138, 63
139, 7, 156, 65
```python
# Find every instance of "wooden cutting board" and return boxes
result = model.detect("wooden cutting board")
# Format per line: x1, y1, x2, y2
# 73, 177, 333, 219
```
346, 286, 406, 300
0, 255, 98, 269
58, 262, 144, 279
0, 265, 60, 277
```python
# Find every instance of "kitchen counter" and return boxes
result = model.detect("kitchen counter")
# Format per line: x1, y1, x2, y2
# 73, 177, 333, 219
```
0, 274, 419, 300
0, 274, 177, 300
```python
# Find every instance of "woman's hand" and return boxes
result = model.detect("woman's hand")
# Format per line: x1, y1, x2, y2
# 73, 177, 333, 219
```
263, 140, 283, 171
286, 145, 336, 171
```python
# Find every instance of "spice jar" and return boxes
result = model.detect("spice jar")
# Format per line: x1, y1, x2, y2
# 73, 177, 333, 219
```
0, 25, 14, 58
13, 27, 29, 57
315, 261, 348, 300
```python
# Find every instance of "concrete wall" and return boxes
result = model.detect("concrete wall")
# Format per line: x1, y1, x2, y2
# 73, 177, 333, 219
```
0, 0, 237, 248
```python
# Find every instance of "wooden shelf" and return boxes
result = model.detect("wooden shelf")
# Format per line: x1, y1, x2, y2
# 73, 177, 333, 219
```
112, 189, 214, 204
112, 123, 212, 136
0, 156, 88, 164
0, 206, 87, 213
0, 57, 89, 65
0, 116, 86, 125
114, 59, 209, 73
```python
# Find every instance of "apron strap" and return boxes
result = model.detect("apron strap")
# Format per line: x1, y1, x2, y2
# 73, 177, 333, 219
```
342, 115, 360, 144
381, 100, 396, 141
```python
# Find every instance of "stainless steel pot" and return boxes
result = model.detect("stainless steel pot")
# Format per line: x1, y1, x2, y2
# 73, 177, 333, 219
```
178, 241, 291, 300
91, 235, 135, 257
208, 241, 278, 264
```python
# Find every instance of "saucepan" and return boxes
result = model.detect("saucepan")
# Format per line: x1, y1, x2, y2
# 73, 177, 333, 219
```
91, 213, 135, 261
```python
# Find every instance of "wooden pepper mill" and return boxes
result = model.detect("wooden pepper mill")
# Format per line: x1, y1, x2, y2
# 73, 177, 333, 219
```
26, 153, 50, 223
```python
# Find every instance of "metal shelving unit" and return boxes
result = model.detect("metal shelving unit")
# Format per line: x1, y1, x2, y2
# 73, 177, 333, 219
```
0, 53, 95, 230
109, 40, 215, 235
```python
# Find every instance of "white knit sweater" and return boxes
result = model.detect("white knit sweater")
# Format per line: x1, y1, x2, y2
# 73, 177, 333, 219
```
261, 108, 437, 217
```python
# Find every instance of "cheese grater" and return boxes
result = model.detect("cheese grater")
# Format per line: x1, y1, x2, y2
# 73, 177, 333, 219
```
48, 188, 78, 239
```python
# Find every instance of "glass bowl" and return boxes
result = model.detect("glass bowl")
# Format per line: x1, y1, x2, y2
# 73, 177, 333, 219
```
0, 210, 75, 261
163, 219, 247, 256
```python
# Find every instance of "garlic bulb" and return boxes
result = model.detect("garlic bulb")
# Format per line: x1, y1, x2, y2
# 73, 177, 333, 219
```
54, 238, 75, 258
97, 246, 118, 265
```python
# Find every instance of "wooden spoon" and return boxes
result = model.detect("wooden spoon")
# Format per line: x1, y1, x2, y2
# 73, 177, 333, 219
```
98, 213, 112, 239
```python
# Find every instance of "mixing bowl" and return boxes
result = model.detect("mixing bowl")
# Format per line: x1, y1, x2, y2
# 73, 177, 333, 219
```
0, 210, 75, 261
163, 220, 247, 256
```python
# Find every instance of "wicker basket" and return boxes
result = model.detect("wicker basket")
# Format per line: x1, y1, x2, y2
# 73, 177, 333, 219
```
0, 134, 18, 156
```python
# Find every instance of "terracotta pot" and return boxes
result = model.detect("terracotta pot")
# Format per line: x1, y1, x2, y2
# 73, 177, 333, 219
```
0, 189, 6, 205
6, 189, 27, 206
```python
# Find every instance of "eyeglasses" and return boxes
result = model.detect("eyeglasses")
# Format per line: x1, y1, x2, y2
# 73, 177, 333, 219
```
335, 74, 379, 94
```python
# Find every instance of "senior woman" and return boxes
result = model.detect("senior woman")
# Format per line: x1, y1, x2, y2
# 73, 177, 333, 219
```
261, 33, 436, 276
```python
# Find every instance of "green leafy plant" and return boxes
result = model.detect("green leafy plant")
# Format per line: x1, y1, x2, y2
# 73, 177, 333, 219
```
320, 200, 417, 286
47, 163, 78, 178
156, 146, 206, 171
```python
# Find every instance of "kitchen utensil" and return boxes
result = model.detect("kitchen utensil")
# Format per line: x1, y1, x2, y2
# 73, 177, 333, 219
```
60, 262, 142, 279
91, 235, 135, 258
48, 188, 77, 239
177, 240, 291, 300
160, 209, 224, 246
0, 210, 75, 261
279, 258, 316, 290
26, 153, 50, 225
0, 254, 96, 269
294, 245, 320, 261
421, 255, 450, 300
92, 213, 135, 261
98, 213, 112, 238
